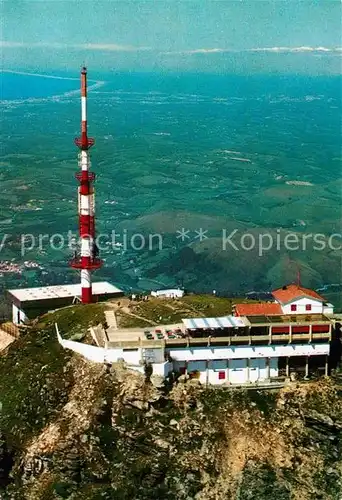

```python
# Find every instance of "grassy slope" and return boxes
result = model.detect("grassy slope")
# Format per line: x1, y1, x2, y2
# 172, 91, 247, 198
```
0, 304, 105, 450
116, 294, 256, 328
324, 291, 342, 313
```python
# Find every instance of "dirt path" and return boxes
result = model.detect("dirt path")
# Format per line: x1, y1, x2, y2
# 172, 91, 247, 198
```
105, 302, 157, 327
163, 303, 178, 311
104, 310, 118, 330
120, 307, 157, 326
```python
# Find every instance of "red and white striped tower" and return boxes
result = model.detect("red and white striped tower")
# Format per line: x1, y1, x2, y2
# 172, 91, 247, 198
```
70, 66, 102, 303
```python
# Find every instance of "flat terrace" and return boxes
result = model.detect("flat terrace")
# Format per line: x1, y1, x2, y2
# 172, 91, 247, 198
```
105, 314, 332, 349
107, 332, 331, 349
106, 323, 184, 343
247, 313, 331, 326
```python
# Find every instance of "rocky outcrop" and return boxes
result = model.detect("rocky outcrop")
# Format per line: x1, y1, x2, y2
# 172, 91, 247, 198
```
1, 321, 341, 499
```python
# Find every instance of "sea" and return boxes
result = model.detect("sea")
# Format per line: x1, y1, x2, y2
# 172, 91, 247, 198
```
0, 69, 341, 305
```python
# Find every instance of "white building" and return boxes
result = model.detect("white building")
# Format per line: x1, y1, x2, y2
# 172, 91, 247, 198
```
272, 284, 334, 315
57, 313, 333, 386
234, 284, 334, 317
8, 282, 123, 325
151, 288, 184, 299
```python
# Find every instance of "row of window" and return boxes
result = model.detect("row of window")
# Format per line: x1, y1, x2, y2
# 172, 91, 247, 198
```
290, 304, 312, 311
180, 368, 232, 379
182, 368, 264, 380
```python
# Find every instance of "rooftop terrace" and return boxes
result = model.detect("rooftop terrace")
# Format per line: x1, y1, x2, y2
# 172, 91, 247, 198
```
104, 316, 332, 349
247, 314, 331, 325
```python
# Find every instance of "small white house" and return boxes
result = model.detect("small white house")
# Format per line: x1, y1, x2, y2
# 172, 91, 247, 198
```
151, 288, 184, 299
272, 284, 334, 315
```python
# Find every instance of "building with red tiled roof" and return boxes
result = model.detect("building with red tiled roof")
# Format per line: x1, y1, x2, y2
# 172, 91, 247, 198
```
272, 284, 325, 304
234, 302, 283, 317
232, 284, 334, 317
271, 284, 333, 315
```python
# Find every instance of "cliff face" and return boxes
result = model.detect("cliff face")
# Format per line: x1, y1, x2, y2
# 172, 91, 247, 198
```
0, 308, 341, 499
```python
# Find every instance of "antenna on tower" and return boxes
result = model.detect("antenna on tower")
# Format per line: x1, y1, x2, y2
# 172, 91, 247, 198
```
286, 256, 301, 287
296, 263, 301, 287
70, 66, 102, 303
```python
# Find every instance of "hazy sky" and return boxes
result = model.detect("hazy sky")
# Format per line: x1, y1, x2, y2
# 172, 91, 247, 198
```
2, 1, 342, 74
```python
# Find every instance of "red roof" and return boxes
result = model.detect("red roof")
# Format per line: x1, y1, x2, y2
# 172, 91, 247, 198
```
234, 302, 283, 316
272, 284, 325, 304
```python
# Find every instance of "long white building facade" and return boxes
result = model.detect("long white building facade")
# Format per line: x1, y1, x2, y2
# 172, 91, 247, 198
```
166, 342, 329, 385
57, 312, 333, 386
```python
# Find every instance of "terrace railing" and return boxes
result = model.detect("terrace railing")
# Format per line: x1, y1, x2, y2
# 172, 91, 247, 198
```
106, 331, 331, 349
